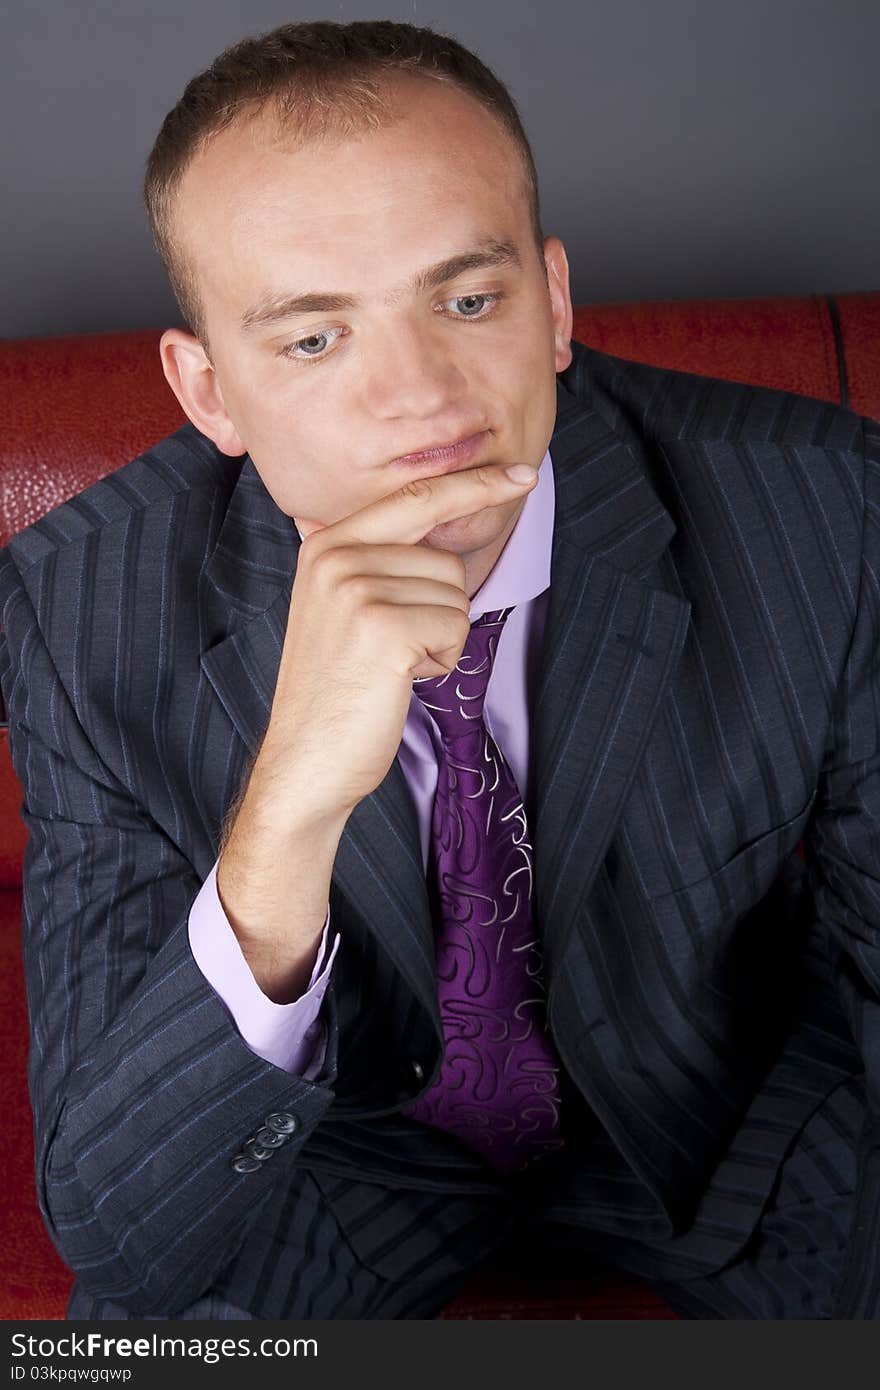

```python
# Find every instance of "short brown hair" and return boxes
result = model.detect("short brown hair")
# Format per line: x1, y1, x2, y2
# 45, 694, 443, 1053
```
142, 19, 545, 356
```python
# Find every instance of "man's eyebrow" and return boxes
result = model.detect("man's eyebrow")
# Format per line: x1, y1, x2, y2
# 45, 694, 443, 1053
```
239, 238, 523, 333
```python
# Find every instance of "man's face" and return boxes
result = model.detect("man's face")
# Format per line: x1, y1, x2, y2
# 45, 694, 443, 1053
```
162, 75, 572, 573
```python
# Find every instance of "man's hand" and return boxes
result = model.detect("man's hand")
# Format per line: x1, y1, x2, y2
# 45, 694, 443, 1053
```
215, 460, 537, 1002
256, 460, 538, 820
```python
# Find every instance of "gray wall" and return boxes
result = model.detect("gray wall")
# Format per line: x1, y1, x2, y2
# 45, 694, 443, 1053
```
4, 0, 878, 340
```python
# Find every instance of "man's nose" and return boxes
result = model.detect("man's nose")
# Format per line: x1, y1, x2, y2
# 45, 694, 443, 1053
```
362, 319, 466, 419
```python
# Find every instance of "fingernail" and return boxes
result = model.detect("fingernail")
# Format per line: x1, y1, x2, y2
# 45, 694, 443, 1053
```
505, 464, 538, 484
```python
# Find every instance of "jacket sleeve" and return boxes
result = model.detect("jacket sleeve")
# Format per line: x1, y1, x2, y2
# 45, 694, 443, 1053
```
0, 549, 340, 1317
804, 415, 880, 1318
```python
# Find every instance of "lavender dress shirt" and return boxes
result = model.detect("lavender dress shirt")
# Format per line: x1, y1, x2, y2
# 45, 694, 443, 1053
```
188, 447, 555, 1076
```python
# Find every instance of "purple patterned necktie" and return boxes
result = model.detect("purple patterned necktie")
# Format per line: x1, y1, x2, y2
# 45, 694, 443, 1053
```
401, 606, 564, 1174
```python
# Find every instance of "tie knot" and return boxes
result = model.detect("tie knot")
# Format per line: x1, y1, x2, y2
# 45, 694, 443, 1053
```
411, 607, 513, 743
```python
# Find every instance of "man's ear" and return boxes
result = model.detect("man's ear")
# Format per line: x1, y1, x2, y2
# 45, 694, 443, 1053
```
543, 236, 574, 374
159, 328, 247, 457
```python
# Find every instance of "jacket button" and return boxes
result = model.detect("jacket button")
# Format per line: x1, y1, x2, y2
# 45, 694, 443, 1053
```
254, 1126, 287, 1148
265, 1111, 299, 1135
231, 1153, 262, 1174
410, 1060, 425, 1082
243, 1139, 274, 1162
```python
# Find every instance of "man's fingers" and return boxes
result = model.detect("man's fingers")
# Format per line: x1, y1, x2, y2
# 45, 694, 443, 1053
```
307, 461, 539, 550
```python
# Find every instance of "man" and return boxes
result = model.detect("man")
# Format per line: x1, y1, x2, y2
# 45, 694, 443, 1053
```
1, 19, 878, 1320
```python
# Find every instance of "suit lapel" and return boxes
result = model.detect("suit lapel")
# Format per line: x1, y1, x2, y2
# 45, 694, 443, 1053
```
533, 362, 692, 994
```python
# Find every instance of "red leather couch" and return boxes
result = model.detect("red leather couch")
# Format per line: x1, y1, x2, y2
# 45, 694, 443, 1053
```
2, 292, 878, 1321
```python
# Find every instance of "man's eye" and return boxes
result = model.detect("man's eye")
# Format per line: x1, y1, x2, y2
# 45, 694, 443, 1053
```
280, 326, 345, 362
446, 292, 498, 318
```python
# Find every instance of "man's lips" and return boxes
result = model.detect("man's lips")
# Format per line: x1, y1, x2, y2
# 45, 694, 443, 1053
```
390, 430, 489, 472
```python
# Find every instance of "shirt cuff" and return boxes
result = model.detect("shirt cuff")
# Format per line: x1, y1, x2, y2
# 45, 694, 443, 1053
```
188, 860, 340, 1074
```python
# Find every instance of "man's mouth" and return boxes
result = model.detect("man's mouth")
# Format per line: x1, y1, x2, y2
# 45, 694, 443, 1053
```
390, 430, 489, 472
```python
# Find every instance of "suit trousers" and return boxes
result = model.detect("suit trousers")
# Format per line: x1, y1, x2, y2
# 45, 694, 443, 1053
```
67, 1071, 867, 1321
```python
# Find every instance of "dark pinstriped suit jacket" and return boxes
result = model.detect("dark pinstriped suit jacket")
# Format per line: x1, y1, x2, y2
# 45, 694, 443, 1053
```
1, 340, 878, 1319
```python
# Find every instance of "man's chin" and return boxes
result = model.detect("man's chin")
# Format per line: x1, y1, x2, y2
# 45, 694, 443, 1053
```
418, 505, 499, 546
